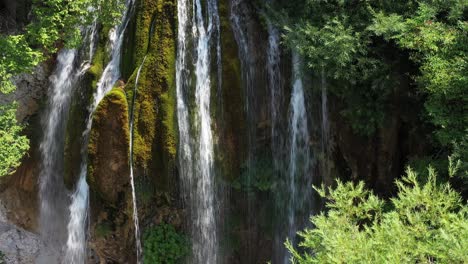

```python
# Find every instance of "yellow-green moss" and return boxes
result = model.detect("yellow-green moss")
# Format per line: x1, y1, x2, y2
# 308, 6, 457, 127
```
122, 0, 178, 190
87, 87, 130, 203
215, 0, 245, 182
89, 25, 112, 91
63, 76, 95, 189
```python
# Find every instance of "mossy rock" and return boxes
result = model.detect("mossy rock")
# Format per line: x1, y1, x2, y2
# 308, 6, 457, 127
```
123, 0, 178, 190
87, 87, 130, 205
214, 0, 246, 182
63, 74, 94, 189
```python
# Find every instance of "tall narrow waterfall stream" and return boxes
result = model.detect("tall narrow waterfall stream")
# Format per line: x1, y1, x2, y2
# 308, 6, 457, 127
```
284, 52, 313, 263
38, 49, 78, 263
128, 55, 147, 264
176, 0, 220, 263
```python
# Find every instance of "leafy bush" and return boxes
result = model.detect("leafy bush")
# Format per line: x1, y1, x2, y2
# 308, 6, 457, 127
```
287, 166, 468, 263
143, 223, 190, 264
0, 103, 29, 176
0, 251, 5, 264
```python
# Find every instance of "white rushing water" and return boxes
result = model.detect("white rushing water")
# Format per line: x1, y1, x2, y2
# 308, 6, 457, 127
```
38, 49, 77, 263
267, 21, 283, 169
194, 0, 217, 262
128, 55, 147, 264
176, 0, 219, 262
176, 0, 193, 203
285, 52, 312, 263
64, 1, 134, 263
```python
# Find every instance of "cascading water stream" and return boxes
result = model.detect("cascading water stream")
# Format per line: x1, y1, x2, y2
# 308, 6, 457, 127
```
284, 52, 312, 263
38, 49, 78, 263
128, 55, 147, 264
176, 0, 220, 262
266, 21, 283, 171
230, 2, 257, 260
175, 0, 192, 202
64, 1, 134, 263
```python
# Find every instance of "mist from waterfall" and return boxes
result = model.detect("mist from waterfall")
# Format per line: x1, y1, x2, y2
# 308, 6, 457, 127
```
63, 1, 134, 263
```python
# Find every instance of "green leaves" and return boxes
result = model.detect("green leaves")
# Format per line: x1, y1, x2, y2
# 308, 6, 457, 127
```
143, 224, 190, 264
0, 0, 126, 177
0, 103, 29, 176
273, 0, 468, 142
288, 166, 468, 264
0, 35, 42, 94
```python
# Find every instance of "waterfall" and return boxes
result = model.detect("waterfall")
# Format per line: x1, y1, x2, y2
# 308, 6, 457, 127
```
229, 2, 256, 258
38, 49, 77, 263
284, 52, 313, 263
128, 55, 147, 264
267, 22, 283, 171
175, 0, 192, 202
64, 1, 134, 263
230, 0, 256, 157
176, 0, 220, 262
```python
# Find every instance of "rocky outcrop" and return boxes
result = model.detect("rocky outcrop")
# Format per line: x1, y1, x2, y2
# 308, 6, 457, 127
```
0, 202, 42, 264
87, 86, 134, 262
0, 61, 52, 232
88, 87, 130, 204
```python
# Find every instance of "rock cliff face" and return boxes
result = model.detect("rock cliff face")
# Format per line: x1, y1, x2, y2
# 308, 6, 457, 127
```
0, 0, 51, 234
0, 64, 52, 232
0, 200, 42, 264
86, 87, 135, 263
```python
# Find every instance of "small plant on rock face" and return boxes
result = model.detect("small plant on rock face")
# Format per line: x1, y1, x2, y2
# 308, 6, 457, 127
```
143, 223, 190, 264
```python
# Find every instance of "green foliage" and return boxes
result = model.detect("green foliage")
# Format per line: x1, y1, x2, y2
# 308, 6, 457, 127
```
287, 166, 468, 264
451, 138, 468, 192
271, 0, 467, 139
369, 1, 468, 146
0, 35, 42, 93
143, 223, 190, 264
0, 0, 125, 177
0, 103, 29, 176
27, 0, 125, 51
0, 250, 5, 264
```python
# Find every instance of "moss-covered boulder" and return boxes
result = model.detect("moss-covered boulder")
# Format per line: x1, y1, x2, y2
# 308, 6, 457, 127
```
87, 87, 130, 205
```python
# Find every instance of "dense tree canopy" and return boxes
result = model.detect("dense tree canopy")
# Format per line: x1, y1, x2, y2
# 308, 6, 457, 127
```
271, 0, 467, 144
